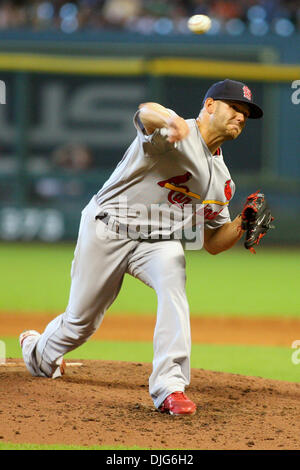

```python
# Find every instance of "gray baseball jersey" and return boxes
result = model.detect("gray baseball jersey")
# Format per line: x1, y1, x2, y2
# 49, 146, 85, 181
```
96, 112, 235, 237
21, 109, 236, 410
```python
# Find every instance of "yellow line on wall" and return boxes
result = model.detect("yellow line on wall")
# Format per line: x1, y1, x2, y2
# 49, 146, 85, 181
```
0, 53, 298, 82
148, 58, 300, 82
0, 53, 145, 76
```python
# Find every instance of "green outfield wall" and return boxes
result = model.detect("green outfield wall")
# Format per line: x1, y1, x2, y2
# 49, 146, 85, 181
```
0, 32, 299, 243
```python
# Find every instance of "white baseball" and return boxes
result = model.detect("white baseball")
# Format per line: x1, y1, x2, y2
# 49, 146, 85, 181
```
187, 15, 212, 34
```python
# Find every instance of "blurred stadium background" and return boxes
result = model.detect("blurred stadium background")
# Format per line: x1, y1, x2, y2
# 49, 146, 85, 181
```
0, 0, 299, 244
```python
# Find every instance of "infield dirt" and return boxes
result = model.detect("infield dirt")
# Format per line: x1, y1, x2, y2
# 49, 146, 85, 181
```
1, 314, 300, 450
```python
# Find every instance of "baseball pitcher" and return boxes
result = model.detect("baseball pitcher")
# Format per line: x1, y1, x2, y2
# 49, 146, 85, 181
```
20, 79, 273, 415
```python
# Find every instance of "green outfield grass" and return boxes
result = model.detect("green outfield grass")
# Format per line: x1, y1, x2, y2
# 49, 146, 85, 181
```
3, 336, 299, 383
0, 242, 299, 317
1, 242, 299, 451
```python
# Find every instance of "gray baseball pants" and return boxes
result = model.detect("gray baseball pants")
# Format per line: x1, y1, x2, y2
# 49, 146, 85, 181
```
22, 196, 191, 409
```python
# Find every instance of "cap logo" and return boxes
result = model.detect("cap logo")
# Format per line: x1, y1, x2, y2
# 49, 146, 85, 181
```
243, 86, 252, 101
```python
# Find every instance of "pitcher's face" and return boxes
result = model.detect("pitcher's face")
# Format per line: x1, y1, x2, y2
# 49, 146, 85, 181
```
211, 99, 250, 140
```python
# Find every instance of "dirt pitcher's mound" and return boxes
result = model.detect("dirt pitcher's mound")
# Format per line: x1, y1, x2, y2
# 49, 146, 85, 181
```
1, 359, 300, 450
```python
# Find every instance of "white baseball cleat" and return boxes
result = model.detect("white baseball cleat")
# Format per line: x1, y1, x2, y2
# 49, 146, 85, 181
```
19, 330, 66, 379
19, 330, 41, 349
